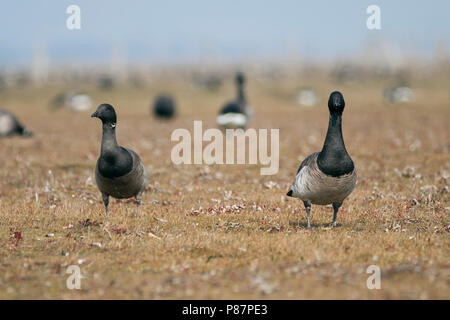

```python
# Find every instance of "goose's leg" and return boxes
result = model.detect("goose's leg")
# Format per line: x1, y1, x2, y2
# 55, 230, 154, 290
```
332, 202, 342, 227
102, 193, 109, 217
136, 193, 143, 216
303, 200, 311, 228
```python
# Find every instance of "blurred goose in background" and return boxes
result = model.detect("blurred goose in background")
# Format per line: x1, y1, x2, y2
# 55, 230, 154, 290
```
91, 104, 148, 216
216, 72, 252, 129
98, 75, 115, 90
0, 74, 5, 91
0, 109, 33, 137
192, 72, 223, 92
296, 87, 318, 107
152, 94, 176, 119
50, 92, 93, 112
287, 91, 356, 228
383, 86, 415, 104
384, 71, 415, 104
331, 64, 362, 84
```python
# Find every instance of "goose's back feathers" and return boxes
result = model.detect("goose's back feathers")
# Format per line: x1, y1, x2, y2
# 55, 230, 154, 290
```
219, 101, 244, 115
291, 152, 356, 205
95, 148, 148, 199
296, 152, 318, 174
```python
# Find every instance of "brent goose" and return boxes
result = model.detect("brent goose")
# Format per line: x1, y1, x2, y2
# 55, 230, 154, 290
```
192, 72, 223, 92
51, 92, 93, 111
384, 86, 414, 104
297, 88, 318, 107
216, 72, 252, 129
0, 109, 33, 137
287, 91, 357, 228
91, 104, 148, 216
331, 65, 361, 84
98, 75, 114, 90
153, 94, 176, 119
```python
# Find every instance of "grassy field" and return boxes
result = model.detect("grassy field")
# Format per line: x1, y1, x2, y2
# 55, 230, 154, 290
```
0, 71, 449, 299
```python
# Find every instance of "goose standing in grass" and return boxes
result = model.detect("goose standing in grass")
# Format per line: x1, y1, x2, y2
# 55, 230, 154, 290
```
383, 86, 414, 104
91, 104, 148, 216
216, 72, 252, 129
98, 75, 115, 90
296, 87, 318, 107
192, 72, 223, 92
287, 91, 356, 228
0, 109, 33, 137
153, 94, 176, 119
50, 92, 93, 112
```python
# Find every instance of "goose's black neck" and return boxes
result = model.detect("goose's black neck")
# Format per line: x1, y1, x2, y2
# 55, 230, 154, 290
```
317, 112, 354, 177
237, 83, 245, 102
98, 122, 133, 178
100, 123, 118, 155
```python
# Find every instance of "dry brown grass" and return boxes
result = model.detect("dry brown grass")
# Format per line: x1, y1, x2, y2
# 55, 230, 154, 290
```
0, 73, 449, 299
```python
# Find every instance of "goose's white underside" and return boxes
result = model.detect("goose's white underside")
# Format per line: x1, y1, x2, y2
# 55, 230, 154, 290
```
291, 163, 357, 205
0, 114, 15, 136
216, 113, 248, 129
67, 94, 93, 111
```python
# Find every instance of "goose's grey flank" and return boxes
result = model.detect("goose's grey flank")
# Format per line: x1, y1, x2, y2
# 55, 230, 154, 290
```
216, 72, 252, 129
287, 91, 356, 228
0, 109, 33, 137
91, 104, 148, 216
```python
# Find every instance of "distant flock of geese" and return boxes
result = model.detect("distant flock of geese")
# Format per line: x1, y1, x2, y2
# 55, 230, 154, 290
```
0, 72, 413, 227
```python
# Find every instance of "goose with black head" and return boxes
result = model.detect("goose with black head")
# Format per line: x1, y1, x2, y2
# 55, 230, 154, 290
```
286, 91, 356, 228
91, 104, 148, 216
153, 94, 176, 119
216, 72, 252, 129
0, 109, 33, 137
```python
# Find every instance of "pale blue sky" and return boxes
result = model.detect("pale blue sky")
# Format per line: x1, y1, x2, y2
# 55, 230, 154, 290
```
0, 0, 448, 66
